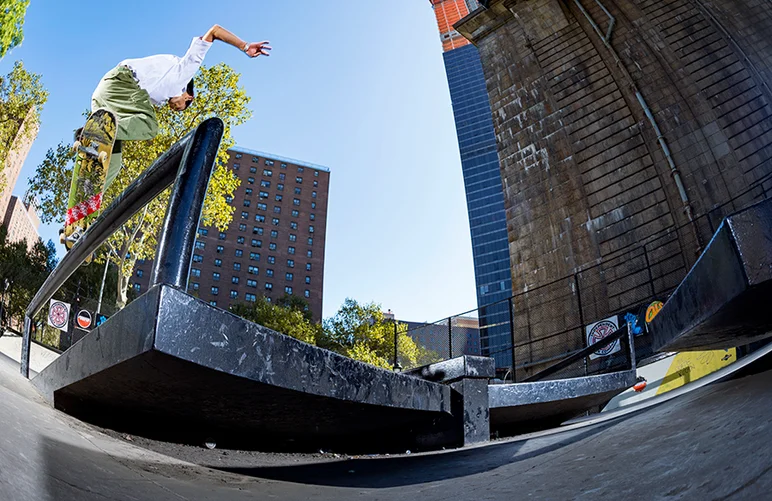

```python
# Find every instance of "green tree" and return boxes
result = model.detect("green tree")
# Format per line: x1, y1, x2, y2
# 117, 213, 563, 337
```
0, 0, 29, 60
230, 297, 321, 345
0, 61, 47, 191
27, 63, 251, 305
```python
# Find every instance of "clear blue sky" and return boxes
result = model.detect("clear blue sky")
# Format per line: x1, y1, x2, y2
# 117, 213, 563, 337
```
1, 0, 478, 322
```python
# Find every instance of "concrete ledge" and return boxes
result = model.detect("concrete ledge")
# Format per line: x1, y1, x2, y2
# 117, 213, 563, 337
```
405, 355, 495, 383
650, 198, 772, 352
489, 370, 636, 434
31, 285, 453, 451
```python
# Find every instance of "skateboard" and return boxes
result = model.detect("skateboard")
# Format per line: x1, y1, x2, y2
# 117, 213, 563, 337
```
61, 109, 117, 251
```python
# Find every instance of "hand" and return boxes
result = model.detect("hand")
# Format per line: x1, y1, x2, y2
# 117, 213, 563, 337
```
245, 41, 272, 58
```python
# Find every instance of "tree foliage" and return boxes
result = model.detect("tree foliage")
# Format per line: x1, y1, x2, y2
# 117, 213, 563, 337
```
0, 60, 47, 192
27, 63, 251, 305
230, 296, 321, 345
0, 0, 29, 60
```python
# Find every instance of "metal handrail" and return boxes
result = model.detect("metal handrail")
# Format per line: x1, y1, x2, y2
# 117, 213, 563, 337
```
20, 117, 224, 378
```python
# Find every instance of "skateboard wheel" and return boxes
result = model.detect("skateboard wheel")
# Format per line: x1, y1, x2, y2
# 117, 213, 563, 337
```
72, 141, 81, 152
98, 151, 108, 164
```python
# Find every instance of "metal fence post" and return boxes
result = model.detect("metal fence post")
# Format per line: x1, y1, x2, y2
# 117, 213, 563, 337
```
574, 273, 588, 376
393, 321, 399, 371
643, 245, 656, 298
448, 316, 453, 359
508, 296, 516, 382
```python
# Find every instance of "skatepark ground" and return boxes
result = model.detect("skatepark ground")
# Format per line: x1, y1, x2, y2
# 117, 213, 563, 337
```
2, 349, 772, 500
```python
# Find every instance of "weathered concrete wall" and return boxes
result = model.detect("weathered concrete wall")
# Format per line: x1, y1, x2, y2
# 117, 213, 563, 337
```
457, 0, 772, 373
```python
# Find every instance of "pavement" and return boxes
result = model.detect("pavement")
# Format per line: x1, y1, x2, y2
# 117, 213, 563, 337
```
2, 351, 772, 500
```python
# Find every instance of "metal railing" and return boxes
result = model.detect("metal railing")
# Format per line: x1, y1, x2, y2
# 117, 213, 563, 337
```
20, 117, 224, 378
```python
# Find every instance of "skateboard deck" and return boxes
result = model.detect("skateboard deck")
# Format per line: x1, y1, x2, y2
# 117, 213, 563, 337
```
62, 108, 117, 251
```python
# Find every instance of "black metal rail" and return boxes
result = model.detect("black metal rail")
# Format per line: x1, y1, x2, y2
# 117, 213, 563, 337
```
20, 117, 224, 378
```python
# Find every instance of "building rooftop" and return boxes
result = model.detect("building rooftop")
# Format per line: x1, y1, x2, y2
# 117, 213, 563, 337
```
230, 146, 331, 173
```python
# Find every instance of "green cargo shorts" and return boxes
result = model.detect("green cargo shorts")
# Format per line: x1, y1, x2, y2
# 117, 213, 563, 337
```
91, 66, 158, 189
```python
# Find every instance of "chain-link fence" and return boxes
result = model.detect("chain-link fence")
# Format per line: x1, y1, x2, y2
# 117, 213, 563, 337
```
397, 180, 772, 381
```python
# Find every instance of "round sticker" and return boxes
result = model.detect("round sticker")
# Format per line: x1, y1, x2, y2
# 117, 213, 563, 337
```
646, 301, 664, 323
588, 320, 618, 356
77, 310, 92, 329
49, 301, 69, 329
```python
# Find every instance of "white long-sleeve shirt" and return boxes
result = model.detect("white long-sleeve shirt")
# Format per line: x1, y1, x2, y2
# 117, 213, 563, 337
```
119, 37, 213, 106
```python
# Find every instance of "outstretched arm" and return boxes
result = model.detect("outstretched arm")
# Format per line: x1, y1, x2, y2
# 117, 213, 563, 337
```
203, 24, 271, 58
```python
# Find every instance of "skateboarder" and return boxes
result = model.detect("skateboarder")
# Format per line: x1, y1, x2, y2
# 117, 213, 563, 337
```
89, 24, 271, 190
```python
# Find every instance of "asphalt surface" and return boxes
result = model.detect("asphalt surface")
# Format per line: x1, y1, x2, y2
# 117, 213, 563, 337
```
1, 353, 771, 500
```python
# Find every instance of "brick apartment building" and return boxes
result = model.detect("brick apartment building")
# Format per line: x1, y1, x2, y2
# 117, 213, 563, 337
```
132, 147, 330, 321
3, 196, 40, 251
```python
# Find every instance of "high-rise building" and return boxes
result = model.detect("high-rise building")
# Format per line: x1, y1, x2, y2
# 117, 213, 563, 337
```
430, 0, 513, 371
132, 147, 330, 321
3, 196, 40, 251
0, 105, 38, 224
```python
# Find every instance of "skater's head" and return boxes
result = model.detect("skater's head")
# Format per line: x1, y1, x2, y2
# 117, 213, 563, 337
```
168, 79, 196, 111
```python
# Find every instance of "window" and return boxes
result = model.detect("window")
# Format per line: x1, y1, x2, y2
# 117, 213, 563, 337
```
279, 173, 286, 181
232, 276, 240, 284
289, 234, 297, 242
192, 282, 200, 290
281, 162, 287, 168
234, 162, 241, 169
245, 188, 252, 196
314, 170, 319, 177
239, 223, 247, 231
265, 283, 273, 290
287, 259, 295, 267
195, 241, 205, 250
241, 211, 249, 219
210, 301, 217, 307
297, 167, 304, 173
251, 156, 259, 162
269, 243, 277, 250
307, 250, 312, 258
273, 206, 281, 214
271, 230, 279, 238
313, 180, 318, 187
235, 153, 242, 159
296, 177, 302, 184
306, 263, 312, 271
309, 225, 315, 233
214, 259, 222, 267
235, 249, 244, 257
255, 215, 266, 222
312, 191, 317, 199
216, 245, 224, 254
247, 279, 257, 288
251, 239, 262, 247
226, 195, 233, 203
248, 177, 254, 184
250, 252, 260, 261
198, 228, 209, 236
310, 214, 315, 221
212, 272, 220, 281
257, 203, 267, 210
288, 247, 295, 255
307, 238, 313, 245
266, 269, 274, 277
265, 160, 275, 166
250, 166, 257, 173
275, 194, 283, 202
246, 293, 256, 302
286, 273, 294, 281
291, 210, 299, 217
277, 183, 284, 191
253, 226, 264, 235
311, 202, 316, 209
211, 286, 219, 295
294, 187, 301, 195
263, 169, 273, 177
293, 198, 300, 206
248, 266, 259, 275
304, 290, 310, 298
272, 218, 280, 226
259, 191, 269, 199
237, 236, 245, 244
243, 199, 251, 207
219, 232, 227, 240
230, 290, 238, 299
136, 269, 144, 277
290, 222, 298, 230
267, 256, 276, 264
233, 263, 241, 271
305, 276, 311, 284
261, 180, 270, 188
133, 283, 141, 292
285, 286, 293, 294
193, 254, 203, 263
